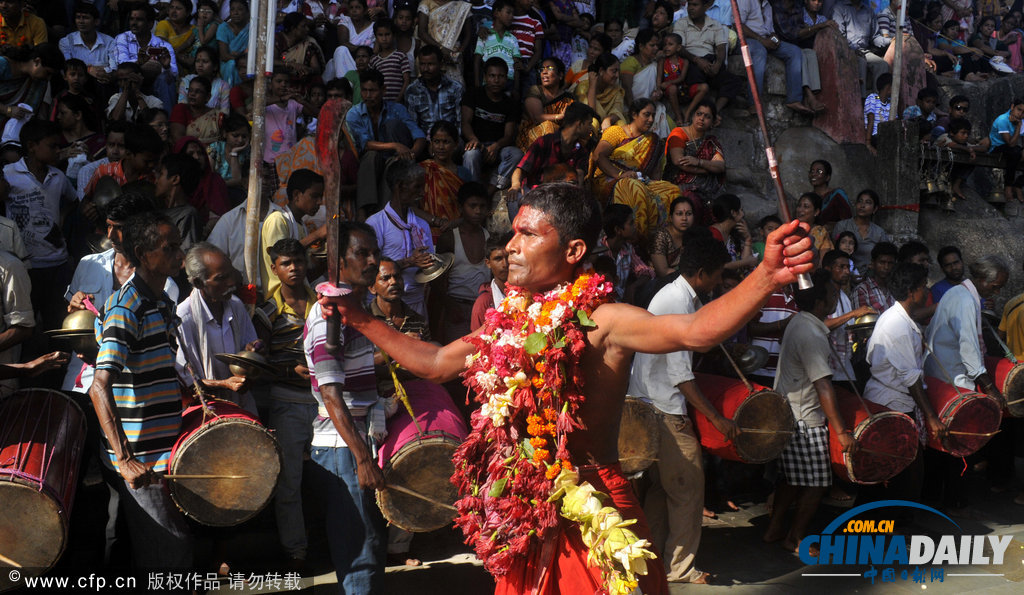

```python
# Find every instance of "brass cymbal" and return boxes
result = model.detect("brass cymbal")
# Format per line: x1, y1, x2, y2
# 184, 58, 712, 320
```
413, 252, 455, 284
215, 351, 277, 377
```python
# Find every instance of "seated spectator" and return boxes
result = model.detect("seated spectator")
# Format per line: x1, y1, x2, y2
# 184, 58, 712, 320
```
170, 76, 223, 145
347, 68, 427, 210
620, 29, 661, 107
835, 230, 861, 283
470, 232, 511, 330
175, 137, 230, 230
178, 46, 231, 114
935, 117, 982, 200
416, 0, 473, 85
863, 72, 892, 152
659, 33, 709, 126
510, 0, 545, 94
902, 87, 938, 139
461, 57, 523, 192
139, 106, 172, 151
566, 32, 611, 87
932, 94, 970, 138
988, 97, 1024, 202
77, 121, 127, 199
930, 245, 964, 304
876, 0, 913, 67
517, 56, 574, 152
832, 189, 890, 273
574, 53, 626, 130
606, 18, 634, 60
474, 0, 521, 87
195, 0, 221, 52
600, 203, 655, 301
675, 0, 745, 114
795, 192, 834, 263
509, 101, 595, 197
796, 0, 837, 51
156, 0, 199, 73
344, 45, 373, 104
51, 58, 99, 124
852, 241, 897, 312
263, 70, 318, 200
650, 1, 674, 39
0, 43, 65, 119
995, 14, 1023, 73
832, 0, 889, 96
392, 5, 418, 74
217, 0, 250, 86
421, 121, 471, 228
709, 193, 758, 272
969, 16, 1012, 71
112, 3, 178, 109
405, 44, 465, 141
752, 214, 781, 264
56, 93, 104, 185
0, 0, 47, 55
207, 113, 252, 197
338, 0, 376, 53
277, 13, 325, 89
592, 98, 681, 237
650, 196, 696, 278
369, 18, 410, 103
807, 159, 851, 232
754, 0, 826, 114
545, 0, 581, 68
58, 2, 114, 82
737, 0, 815, 114
155, 153, 202, 250
107, 62, 164, 122
435, 182, 491, 341
664, 99, 726, 225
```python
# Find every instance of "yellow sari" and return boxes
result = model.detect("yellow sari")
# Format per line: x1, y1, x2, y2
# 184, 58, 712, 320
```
574, 78, 625, 126
515, 86, 574, 153
592, 126, 681, 237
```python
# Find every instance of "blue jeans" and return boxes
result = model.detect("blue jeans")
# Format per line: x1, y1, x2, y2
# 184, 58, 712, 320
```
463, 145, 523, 188
267, 399, 317, 559
310, 446, 386, 594
110, 475, 193, 569
746, 38, 804, 104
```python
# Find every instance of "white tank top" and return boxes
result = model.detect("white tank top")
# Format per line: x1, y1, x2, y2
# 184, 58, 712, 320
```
448, 227, 490, 302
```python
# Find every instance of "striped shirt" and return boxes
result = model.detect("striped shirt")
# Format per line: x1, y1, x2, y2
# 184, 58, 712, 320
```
255, 284, 317, 403
510, 12, 543, 60
369, 50, 410, 103
303, 302, 379, 448
94, 276, 182, 472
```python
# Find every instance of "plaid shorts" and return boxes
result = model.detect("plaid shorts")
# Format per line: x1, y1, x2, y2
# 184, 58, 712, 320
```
779, 424, 831, 487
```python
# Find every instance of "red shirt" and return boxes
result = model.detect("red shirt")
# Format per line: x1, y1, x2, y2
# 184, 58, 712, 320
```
510, 13, 543, 60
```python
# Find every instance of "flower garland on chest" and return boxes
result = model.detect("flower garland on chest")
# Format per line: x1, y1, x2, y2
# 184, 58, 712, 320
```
451, 273, 656, 594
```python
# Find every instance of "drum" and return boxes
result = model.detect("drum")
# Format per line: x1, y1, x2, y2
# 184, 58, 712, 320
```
829, 387, 918, 484
376, 380, 468, 532
618, 397, 660, 473
0, 389, 86, 579
693, 373, 795, 463
984, 356, 1024, 417
924, 377, 1002, 456
169, 399, 281, 526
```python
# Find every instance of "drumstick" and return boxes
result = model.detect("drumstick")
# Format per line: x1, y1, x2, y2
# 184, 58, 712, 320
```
0, 552, 22, 568
160, 474, 252, 480
383, 484, 458, 513
738, 427, 794, 435
947, 429, 1001, 438
717, 344, 754, 392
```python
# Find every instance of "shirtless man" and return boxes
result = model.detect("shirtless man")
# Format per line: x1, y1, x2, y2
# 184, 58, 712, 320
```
319, 183, 814, 591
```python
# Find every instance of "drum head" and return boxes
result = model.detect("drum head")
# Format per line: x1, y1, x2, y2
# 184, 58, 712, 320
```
378, 435, 460, 533
1003, 363, 1024, 418
731, 390, 795, 464
170, 419, 281, 527
0, 481, 66, 577
939, 393, 1002, 457
618, 398, 659, 473
846, 412, 918, 485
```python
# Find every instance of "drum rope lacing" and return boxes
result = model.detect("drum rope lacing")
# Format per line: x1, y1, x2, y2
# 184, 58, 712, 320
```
716, 343, 794, 438
0, 391, 74, 496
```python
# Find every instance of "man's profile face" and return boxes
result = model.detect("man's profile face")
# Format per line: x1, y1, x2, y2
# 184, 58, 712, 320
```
139, 223, 184, 278
106, 219, 125, 251
693, 267, 723, 294
908, 283, 929, 310
940, 252, 963, 282
907, 251, 930, 271
506, 206, 574, 290
976, 271, 1008, 299
372, 260, 403, 302
339, 230, 380, 288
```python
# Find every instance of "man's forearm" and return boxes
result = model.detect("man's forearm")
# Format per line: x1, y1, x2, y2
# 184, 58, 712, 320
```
348, 311, 469, 383
678, 379, 725, 423
89, 371, 133, 463
321, 384, 376, 465
0, 325, 31, 353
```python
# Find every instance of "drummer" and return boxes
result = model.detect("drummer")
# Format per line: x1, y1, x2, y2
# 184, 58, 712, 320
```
88, 212, 192, 569
175, 242, 261, 415
766, 269, 855, 554
627, 234, 737, 585
861, 263, 946, 509
822, 249, 874, 392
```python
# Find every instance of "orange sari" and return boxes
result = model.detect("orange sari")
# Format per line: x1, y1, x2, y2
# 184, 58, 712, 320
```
421, 159, 464, 222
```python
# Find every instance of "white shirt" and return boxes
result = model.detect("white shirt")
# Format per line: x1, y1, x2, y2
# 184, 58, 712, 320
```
207, 200, 285, 286
736, 0, 774, 37
2, 158, 76, 268
58, 30, 115, 67
826, 287, 854, 381
366, 202, 434, 316
62, 249, 180, 392
864, 302, 924, 413
105, 92, 164, 121
628, 276, 701, 416
0, 251, 33, 397
0, 215, 28, 265
925, 280, 985, 389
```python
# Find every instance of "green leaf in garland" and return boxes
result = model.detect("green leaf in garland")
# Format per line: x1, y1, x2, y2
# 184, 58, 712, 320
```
488, 477, 508, 498
524, 332, 547, 354
522, 438, 535, 459
577, 309, 596, 327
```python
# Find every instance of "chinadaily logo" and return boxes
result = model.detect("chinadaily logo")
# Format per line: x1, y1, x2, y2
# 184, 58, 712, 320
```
799, 500, 1013, 584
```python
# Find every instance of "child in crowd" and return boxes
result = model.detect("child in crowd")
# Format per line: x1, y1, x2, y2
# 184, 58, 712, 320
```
370, 18, 411, 103
155, 153, 202, 250
752, 214, 782, 264
470, 232, 511, 331
435, 182, 491, 342
902, 87, 938, 140
864, 73, 892, 152
659, 33, 688, 125
936, 118, 984, 200
263, 71, 317, 199
345, 45, 374, 104
207, 113, 251, 194
836, 230, 861, 283
475, 0, 521, 87
51, 59, 91, 122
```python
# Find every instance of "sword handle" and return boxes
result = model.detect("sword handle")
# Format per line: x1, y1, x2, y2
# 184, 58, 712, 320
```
326, 311, 341, 355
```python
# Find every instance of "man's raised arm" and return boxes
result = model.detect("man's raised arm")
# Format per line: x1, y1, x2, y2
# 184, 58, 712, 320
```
601, 220, 814, 355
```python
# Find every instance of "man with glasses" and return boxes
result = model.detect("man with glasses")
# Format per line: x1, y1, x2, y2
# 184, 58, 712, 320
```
933, 95, 970, 138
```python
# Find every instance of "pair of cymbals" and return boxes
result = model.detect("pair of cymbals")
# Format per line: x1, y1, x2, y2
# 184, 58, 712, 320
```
413, 253, 455, 283
214, 351, 277, 377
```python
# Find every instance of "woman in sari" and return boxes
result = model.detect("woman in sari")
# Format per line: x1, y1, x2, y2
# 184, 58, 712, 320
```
650, 195, 695, 278
217, 0, 250, 86
421, 121, 471, 232
592, 98, 682, 237
417, 0, 472, 84
795, 192, 834, 264
277, 13, 325, 86
619, 28, 673, 137
170, 76, 223, 146
516, 57, 574, 152
566, 32, 611, 87
338, 0, 376, 51
155, 0, 198, 72
808, 158, 851, 232
664, 99, 725, 225
575, 53, 626, 131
